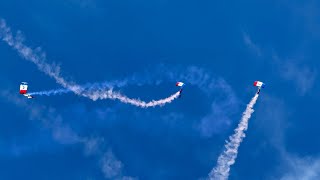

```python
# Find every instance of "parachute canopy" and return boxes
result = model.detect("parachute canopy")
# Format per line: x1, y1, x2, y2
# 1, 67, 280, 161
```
253, 81, 265, 88
20, 82, 28, 94
176, 82, 185, 87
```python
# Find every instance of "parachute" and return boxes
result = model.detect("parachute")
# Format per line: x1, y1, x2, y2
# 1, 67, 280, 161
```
19, 82, 34, 99
176, 82, 185, 87
253, 81, 265, 88
176, 82, 185, 98
253, 81, 265, 94
20, 82, 28, 94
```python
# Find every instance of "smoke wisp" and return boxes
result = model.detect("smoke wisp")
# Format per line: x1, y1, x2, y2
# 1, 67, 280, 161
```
209, 94, 259, 180
0, 18, 180, 108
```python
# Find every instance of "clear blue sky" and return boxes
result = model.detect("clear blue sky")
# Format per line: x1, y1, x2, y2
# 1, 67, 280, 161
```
0, 0, 319, 179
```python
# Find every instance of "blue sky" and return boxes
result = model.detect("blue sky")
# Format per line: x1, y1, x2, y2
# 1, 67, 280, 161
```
0, 0, 319, 179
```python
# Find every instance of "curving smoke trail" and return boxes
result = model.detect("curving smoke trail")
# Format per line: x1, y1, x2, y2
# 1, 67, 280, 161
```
85, 90, 181, 108
0, 18, 79, 91
30, 87, 181, 108
0, 18, 181, 108
209, 94, 259, 180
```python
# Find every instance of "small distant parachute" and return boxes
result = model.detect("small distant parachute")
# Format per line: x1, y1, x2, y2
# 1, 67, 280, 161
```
20, 82, 34, 99
20, 82, 28, 94
253, 81, 265, 94
176, 82, 185, 87
253, 81, 265, 88
176, 82, 185, 98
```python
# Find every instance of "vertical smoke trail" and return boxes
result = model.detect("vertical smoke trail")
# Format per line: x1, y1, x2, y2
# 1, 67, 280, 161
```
0, 18, 180, 108
209, 94, 259, 180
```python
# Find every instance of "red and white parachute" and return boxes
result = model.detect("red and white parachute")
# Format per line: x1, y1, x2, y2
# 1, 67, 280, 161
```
20, 82, 28, 94
20, 82, 34, 99
253, 81, 265, 94
253, 81, 265, 88
176, 81, 185, 98
176, 82, 185, 87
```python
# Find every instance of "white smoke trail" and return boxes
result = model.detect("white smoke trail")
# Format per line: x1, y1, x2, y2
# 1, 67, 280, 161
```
0, 18, 180, 108
29, 85, 180, 108
84, 89, 181, 108
0, 18, 79, 92
30, 87, 181, 108
28, 76, 134, 96
28, 78, 137, 96
208, 94, 259, 180
29, 88, 71, 96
